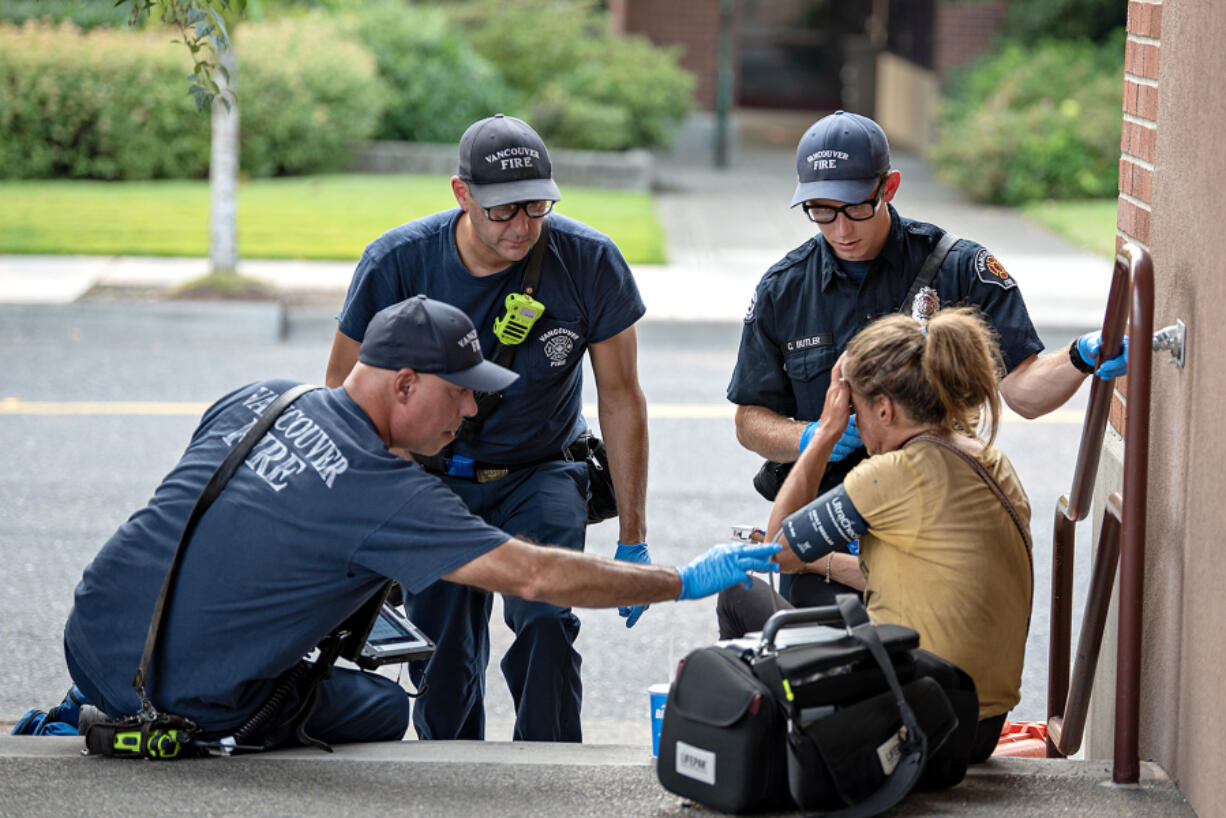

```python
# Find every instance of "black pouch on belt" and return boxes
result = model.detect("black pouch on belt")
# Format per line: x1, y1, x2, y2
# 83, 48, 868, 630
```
570, 431, 618, 524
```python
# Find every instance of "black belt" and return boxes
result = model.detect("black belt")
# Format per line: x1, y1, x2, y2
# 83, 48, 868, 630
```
414, 438, 586, 484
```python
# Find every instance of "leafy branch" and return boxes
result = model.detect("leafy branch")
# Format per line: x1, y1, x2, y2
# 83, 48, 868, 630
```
117, 0, 245, 110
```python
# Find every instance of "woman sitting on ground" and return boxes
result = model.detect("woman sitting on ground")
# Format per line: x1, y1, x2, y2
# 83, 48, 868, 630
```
717, 307, 1033, 763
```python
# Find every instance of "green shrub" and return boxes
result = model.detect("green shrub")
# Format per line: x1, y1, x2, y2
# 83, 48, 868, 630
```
1004, 0, 1126, 45
931, 32, 1124, 204
0, 17, 385, 180
237, 15, 386, 176
344, 1, 511, 143
452, 0, 695, 150
0, 0, 133, 29
0, 22, 209, 179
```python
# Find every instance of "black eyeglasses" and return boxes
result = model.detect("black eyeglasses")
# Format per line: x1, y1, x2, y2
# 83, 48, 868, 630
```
803, 175, 888, 225
483, 200, 555, 222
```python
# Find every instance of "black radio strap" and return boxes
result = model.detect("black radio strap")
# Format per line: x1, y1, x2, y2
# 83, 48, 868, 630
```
899, 230, 959, 315
132, 383, 319, 715
453, 217, 551, 442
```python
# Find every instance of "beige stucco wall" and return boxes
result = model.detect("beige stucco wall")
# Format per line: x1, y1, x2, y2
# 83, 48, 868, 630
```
1085, 2, 1226, 816
873, 52, 937, 156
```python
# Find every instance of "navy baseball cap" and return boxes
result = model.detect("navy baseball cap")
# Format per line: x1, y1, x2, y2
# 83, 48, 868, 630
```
458, 114, 562, 209
358, 295, 519, 393
790, 110, 891, 207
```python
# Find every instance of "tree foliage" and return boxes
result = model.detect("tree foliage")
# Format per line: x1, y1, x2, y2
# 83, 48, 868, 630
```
1003, 0, 1126, 45
931, 31, 1125, 204
450, 0, 694, 150
344, 1, 510, 143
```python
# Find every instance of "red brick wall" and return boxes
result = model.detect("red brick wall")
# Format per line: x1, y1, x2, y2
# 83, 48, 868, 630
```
609, 0, 727, 110
933, 0, 1008, 79
1112, 0, 1162, 432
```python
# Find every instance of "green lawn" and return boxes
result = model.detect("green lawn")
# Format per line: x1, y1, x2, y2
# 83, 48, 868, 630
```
1019, 198, 1118, 258
0, 175, 667, 265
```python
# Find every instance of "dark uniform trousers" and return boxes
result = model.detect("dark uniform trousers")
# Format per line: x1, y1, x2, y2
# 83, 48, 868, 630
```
405, 459, 589, 742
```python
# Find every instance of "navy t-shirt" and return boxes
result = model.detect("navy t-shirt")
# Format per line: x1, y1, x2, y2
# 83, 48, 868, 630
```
63, 380, 509, 733
337, 210, 646, 463
728, 206, 1044, 423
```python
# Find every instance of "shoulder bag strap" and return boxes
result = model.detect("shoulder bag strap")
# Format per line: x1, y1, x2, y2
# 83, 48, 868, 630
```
906, 434, 1031, 552
906, 433, 1035, 633
899, 230, 959, 314
454, 218, 551, 441
818, 595, 928, 818
132, 383, 320, 715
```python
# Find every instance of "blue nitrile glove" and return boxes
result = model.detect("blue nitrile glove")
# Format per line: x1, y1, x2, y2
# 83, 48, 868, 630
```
1077, 331, 1130, 380
677, 542, 782, 600
615, 541, 652, 628
800, 415, 862, 461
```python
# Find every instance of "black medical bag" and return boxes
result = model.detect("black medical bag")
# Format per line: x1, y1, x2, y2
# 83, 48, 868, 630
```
656, 595, 977, 815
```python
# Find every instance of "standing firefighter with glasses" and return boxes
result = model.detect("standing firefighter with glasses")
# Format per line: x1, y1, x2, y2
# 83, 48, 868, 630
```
325, 115, 650, 743
727, 111, 1130, 610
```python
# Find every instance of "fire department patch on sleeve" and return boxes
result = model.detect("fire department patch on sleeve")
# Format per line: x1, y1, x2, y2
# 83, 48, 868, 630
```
744, 290, 758, 323
974, 248, 1016, 290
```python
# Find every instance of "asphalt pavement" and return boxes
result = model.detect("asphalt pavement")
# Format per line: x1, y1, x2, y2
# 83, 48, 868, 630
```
0, 122, 1176, 815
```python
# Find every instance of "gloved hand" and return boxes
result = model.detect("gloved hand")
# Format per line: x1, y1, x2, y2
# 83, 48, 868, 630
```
615, 541, 652, 628
800, 414, 862, 461
677, 542, 782, 600
1076, 331, 1130, 380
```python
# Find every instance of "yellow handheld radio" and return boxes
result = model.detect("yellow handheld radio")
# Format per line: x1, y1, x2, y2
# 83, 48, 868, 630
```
493, 292, 545, 345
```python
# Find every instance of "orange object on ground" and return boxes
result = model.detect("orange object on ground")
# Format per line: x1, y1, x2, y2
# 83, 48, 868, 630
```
992, 719, 1048, 757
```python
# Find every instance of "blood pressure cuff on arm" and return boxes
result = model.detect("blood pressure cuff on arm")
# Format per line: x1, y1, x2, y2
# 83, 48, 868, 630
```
782, 484, 868, 562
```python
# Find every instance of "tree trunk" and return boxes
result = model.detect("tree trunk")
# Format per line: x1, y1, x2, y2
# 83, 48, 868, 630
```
209, 44, 239, 275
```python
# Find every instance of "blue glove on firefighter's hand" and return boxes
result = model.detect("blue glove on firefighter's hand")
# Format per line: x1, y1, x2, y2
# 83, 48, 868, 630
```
677, 542, 782, 600
799, 414, 862, 461
1076, 331, 1130, 380
615, 541, 652, 628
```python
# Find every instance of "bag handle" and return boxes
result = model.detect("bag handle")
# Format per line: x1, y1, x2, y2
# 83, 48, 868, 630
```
759, 604, 847, 650
132, 384, 319, 718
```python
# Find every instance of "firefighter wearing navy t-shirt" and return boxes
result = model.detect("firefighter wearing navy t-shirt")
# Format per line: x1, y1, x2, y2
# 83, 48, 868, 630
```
325, 115, 650, 743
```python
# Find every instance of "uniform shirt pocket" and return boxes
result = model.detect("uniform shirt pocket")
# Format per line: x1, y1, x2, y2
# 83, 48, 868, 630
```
783, 345, 837, 383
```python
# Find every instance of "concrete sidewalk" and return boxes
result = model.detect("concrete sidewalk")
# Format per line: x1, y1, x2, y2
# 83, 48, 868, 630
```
0, 124, 1114, 330
0, 736, 1193, 817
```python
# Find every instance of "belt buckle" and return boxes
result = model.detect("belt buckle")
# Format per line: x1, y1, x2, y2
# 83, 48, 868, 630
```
476, 468, 509, 483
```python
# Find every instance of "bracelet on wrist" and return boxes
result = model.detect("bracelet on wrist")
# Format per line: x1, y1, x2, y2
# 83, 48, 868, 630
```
824, 552, 834, 584
1069, 340, 1096, 375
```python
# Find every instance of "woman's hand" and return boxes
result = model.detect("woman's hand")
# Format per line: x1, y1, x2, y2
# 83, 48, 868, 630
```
817, 357, 852, 442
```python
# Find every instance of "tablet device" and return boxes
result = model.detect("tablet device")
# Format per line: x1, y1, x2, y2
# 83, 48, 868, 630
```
357, 603, 436, 669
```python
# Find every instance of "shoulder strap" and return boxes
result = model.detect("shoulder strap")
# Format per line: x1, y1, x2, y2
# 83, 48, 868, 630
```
906, 433, 1030, 552
454, 219, 551, 442
766, 596, 927, 818
899, 230, 959, 314
905, 432, 1035, 637
132, 384, 320, 715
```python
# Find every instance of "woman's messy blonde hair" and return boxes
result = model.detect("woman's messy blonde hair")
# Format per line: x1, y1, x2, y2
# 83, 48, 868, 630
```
841, 307, 1006, 446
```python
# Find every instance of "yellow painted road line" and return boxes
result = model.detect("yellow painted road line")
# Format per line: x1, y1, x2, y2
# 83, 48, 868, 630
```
590, 404, 1085, 424
0, 398, 210, 415
1, 397, 1085, 424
